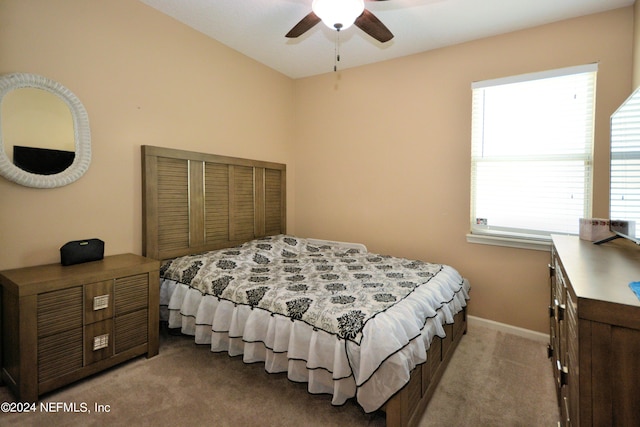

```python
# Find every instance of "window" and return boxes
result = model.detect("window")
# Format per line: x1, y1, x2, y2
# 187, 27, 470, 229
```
469, 64, 597, 248
610, 86, 640, 242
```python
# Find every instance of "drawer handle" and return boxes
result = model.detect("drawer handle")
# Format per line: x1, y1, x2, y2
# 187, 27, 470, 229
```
554, 299, 565, 322
93, 333, 109, 351
93, 294, 110, 311
556, 360, 568, 387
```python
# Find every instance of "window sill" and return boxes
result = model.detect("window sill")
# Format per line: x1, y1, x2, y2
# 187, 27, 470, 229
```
466, 233, 552, 251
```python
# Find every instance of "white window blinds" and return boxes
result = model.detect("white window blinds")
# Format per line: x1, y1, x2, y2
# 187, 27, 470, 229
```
610, 87, 640, 241
470, 64, 597, 241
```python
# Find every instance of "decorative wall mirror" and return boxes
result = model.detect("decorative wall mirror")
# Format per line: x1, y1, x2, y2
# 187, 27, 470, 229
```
0, 73, 91, 188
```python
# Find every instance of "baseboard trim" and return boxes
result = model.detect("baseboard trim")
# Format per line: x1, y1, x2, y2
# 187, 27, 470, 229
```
468, 315, 549, 343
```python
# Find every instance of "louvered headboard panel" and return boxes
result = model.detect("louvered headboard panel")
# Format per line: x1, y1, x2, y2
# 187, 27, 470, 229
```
142, 146, 286, 261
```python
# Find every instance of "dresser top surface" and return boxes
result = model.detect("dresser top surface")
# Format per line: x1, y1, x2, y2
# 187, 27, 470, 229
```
552, 235, 640, 309
0, 253, 159, 296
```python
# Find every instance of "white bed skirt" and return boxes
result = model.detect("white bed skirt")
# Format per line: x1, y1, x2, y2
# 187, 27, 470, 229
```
160, 266, 469, 412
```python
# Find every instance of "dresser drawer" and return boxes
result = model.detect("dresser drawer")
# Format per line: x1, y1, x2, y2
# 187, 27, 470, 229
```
85, 319, 114, 365
84, 280, 114, 324
115, 309, 148, 353
115, 274, 148, 315
37, 287, 83, 338
38, 328, 83, 382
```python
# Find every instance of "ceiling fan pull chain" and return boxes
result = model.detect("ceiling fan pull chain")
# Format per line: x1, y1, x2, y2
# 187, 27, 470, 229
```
334, 28, 341, 72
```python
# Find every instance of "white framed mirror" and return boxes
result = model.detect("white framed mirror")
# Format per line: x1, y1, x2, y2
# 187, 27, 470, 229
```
0, 73, 91, 188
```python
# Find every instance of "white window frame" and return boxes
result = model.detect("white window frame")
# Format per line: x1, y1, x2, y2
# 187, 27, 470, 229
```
467, 64, 598, 251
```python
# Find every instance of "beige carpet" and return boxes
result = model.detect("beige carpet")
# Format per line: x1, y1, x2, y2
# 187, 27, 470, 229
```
0, 324, 559, 426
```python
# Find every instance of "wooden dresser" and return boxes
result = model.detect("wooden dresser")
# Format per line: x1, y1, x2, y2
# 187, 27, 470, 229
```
549, 235, 640, 426
0, 254, 159, 402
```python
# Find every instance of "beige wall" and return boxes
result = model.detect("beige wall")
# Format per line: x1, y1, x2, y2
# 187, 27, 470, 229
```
0, 1, 635, 334
0, 0, 295, 269
293, 8, 634, 333
634, 1, 640, 89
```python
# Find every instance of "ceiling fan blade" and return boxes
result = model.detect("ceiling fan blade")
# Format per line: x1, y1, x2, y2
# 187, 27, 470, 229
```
286, 12, 322, 38
355, 9, 394, 43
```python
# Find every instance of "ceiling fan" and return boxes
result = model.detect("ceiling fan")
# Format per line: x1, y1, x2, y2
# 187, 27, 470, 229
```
286, 0, 394, 43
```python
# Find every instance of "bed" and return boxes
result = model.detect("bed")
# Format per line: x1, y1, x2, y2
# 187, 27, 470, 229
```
142, 145, 470, 427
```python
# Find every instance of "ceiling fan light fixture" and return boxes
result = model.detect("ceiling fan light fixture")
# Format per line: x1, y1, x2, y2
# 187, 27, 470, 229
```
312, 0, 365, 31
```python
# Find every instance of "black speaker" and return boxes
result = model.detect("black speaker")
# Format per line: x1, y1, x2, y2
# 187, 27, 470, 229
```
60, 238, 104, 266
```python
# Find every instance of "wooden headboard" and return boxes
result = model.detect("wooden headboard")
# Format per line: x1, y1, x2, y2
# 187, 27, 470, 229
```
142, 145, 286, 261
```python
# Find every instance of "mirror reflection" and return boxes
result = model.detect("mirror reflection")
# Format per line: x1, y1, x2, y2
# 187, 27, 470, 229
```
0, 73, 91, 188
2, 87, 75, 175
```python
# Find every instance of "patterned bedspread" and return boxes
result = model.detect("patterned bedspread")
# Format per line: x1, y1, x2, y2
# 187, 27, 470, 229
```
162, 235, 445, 343
160, 235, 470, 412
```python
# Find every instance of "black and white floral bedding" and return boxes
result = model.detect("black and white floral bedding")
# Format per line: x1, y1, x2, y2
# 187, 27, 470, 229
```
160, 235, 470, 412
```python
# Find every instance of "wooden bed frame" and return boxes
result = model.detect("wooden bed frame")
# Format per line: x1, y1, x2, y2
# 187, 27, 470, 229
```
141, 145, 467, 427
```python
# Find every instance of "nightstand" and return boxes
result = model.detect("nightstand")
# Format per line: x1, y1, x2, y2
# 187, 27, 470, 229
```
0, 254, 159, 402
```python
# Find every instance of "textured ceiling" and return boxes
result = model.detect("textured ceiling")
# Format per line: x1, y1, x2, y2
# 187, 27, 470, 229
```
139, 0, 634, 79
